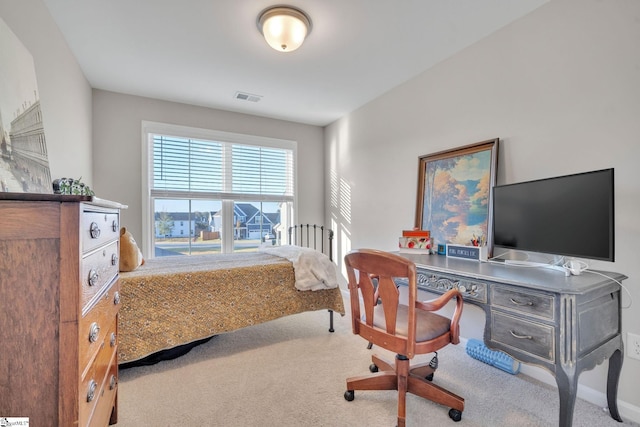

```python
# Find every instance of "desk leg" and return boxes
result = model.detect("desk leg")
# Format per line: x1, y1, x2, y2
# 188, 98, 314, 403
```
606, 348, 623, 422
555, 367, 578, 427
556, 347, 624, 426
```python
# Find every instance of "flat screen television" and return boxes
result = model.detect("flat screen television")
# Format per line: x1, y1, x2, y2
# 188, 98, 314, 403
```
492, 168, 614, 262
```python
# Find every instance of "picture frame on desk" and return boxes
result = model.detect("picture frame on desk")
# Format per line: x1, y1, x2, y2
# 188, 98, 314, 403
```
415, 139, 498, 257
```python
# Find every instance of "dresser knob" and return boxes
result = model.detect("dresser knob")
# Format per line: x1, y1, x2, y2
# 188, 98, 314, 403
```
110, 332, 117, 347
109, 374, 118, 390
112, 219, 118, 232
112, 253, 118, 266
87, 379, 97, 402
88, 269, 99, 287
89, 322, 100, 343
113, 291, 121, 305
89, 222, 101, 239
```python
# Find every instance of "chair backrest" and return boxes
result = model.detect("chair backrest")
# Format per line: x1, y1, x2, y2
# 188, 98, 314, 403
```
344, 249, 419, 358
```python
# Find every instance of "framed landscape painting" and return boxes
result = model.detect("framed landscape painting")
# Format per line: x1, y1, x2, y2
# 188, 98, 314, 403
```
0, 16, 52, 193
415, 139, 499, 252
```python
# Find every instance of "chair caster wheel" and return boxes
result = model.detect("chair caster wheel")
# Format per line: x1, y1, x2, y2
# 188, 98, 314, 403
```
448, 408, 462, 422
344, 390, 355, 401
425, 373, 434, 381
369, 364, 378, 373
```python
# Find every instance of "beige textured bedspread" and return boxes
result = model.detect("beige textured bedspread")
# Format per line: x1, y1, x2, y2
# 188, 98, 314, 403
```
118, 252, 345, 363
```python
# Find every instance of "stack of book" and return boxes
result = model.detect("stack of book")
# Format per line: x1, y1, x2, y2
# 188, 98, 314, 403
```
398, 229, 432, 254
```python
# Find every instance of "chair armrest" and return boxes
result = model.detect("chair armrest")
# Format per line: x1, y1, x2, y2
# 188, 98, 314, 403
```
416, 289, 464, 344
415, 288, 461, 312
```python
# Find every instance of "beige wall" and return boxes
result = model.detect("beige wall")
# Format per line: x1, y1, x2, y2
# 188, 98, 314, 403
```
0, 1, 92, 185
92, 90, 325, 243
325, 0, 640, 418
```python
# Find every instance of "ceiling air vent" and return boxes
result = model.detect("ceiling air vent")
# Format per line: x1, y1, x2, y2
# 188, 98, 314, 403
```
234, 91, 262, 103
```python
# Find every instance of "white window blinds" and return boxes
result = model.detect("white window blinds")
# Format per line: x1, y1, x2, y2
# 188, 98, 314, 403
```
151, 135, 294, 201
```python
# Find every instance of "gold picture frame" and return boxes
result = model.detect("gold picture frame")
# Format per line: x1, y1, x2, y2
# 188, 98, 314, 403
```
415, 138, 499, 253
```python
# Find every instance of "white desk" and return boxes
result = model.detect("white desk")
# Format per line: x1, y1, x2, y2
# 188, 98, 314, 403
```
397, 253, 627, 427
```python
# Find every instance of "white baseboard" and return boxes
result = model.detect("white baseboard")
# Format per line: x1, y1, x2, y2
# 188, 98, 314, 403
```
618, 400, 640, 425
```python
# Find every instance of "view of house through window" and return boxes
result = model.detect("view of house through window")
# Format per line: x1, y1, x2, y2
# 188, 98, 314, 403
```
153, 199, 289, 256
147, 128, 295, 257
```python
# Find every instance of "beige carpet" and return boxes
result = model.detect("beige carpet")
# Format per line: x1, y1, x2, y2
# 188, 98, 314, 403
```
116, 298, 636, 426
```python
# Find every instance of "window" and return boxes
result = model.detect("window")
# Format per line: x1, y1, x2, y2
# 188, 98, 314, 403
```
142, 122, 296, 257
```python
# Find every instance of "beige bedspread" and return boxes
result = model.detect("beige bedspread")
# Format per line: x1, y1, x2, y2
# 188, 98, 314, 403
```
118, 252, 345, 363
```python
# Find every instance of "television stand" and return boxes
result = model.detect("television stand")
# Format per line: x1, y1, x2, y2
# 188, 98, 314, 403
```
397, 253, 627, 427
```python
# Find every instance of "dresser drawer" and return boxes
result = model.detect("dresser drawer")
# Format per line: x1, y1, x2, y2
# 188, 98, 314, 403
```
79, 317, 118, 427
82, 240, 119, 311
82, 210, 119, 253
490, 311, 555, 362
491, 285, 555, 320
80, 279, 120, 372
87, 352, 118, 427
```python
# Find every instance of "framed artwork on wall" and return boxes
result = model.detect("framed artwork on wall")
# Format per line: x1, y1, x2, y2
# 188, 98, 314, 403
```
415, 138, 499, 254
0, 16, 52, 194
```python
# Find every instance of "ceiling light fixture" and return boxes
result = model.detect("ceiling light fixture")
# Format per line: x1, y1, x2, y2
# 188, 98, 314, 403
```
257, 6, 312, 53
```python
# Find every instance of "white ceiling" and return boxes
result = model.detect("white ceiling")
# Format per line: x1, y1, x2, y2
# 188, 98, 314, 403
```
42, 0, 548, 127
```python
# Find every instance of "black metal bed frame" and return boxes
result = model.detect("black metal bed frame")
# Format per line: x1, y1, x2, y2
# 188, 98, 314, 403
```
287, 224, 336, 332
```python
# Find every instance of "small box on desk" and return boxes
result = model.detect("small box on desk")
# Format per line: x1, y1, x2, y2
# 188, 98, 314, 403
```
446, 244, 488, 261
399, 230, 433, 254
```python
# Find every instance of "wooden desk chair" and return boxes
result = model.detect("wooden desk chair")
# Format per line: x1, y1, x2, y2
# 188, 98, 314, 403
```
343, 249, 465, 426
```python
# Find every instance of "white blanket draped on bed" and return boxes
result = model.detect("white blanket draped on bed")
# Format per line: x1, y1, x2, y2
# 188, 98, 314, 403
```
258, 245, 339, 291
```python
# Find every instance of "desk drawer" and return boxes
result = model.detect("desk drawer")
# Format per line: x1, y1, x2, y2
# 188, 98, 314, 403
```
491, 286, 554, 320
490, 311, 555, 362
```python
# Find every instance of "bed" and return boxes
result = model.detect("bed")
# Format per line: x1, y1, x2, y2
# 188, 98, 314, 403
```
117, 225, 345, 366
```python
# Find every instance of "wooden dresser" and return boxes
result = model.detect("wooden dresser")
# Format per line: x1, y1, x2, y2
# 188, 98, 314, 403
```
0, 193, 123, 426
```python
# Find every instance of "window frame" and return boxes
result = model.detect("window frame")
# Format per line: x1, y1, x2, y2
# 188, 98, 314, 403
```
141, 121, 297, 258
